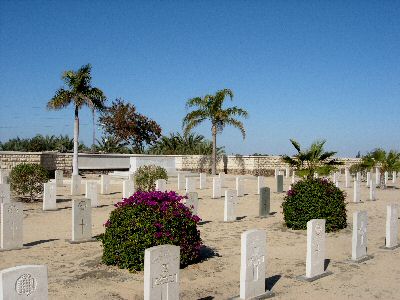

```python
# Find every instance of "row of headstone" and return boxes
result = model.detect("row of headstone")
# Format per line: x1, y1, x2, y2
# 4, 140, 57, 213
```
1, 198, 94, 251
2, 205, 398, 299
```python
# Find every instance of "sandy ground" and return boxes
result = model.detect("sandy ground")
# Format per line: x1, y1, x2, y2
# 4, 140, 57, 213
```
1, 174, 399, 300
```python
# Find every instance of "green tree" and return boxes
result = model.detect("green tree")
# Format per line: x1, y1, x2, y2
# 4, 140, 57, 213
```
360, 149, 400, 187
47, 64, 106, 175
148, 132, 225, 155
182, 89, 248, 174
99, 99, 162, 153
282, 139, 343, 179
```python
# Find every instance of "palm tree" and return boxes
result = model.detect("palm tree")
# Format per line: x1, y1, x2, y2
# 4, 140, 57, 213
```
282, 139, 343, 179
183, 89, 248, 174
47, 64, 106, 175
360, 149, 400, 187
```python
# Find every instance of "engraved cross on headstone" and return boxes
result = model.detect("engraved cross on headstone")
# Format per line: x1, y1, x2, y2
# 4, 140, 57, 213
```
249, 247, 264, 281
153, 263, 177, 300
79, 218, 85, 235
8, 204, 19, 240
358, 222, 366, 246
0, 191, 5, 203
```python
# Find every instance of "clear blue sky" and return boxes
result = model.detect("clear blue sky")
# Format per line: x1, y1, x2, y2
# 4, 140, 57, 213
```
1, 1, 399, 156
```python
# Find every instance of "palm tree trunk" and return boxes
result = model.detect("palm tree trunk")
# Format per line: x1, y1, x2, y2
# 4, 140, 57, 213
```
212, 125, 217, 175
73, 106, 79, 175
92, 108, 95, 150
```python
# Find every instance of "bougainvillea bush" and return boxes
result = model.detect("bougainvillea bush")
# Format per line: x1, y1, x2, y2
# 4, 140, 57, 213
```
282, 178, 347, 232
99, 190, 202, 271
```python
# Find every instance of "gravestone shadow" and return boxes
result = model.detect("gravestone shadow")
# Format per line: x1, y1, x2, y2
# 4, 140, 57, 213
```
324, 259, 331, 271
236, 216, 247, 221
199, 245, 221, 262
24, 238, 59, 247
265, 274, 281, 290
57, 198, 72, 203
198, 220, 212, 225
198, 297, 214, 300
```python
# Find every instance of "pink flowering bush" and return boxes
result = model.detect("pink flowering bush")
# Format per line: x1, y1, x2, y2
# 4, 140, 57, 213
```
99, 190, 202, 271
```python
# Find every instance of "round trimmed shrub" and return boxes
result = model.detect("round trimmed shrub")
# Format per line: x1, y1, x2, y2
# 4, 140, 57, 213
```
282, 178, 347, 232
9, 163, 49, 202
134, 165, 168, 191
99, 190, 202, 271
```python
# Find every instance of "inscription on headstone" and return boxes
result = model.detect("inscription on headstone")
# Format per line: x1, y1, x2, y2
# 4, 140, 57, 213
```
100, 174, 110, 194
122, 179, 135, 198
385, 204, 399, 249
212, 177, 221, 199
43, 182, 57, 211
0, 183, 11, 204
224, 190, 236, 222
1, 202, 23, 250
352, 211, 369, 261
70, 175, 81, 196
199, 173, 206, 190
155, 179, 167, 192
144, 244, 180, 300
259, 187, 271, 218
71, 199, 92, 242
276, 175, 283, 193
239, 229, 273, 299
0, 265, 48, 300
186, 192, 199, 216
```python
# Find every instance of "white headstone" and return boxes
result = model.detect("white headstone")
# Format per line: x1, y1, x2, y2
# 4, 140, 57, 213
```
352, 211, 368, 261
385, 204, 399, 249
333, 172, 337, 183
345, 168, 350, 188
100, 174, 110, 195
85, 182, 99, 208
353, 180, 361, 203
155, 179, 167, 192
212, 177, 221, 199
199, 173, 206, 190
122, 180, 135, 198
384, 171, 388, 186
186, 192, 199, 215
55, 170, 63, 187
236, 176, 244, 197
392, 171, 396, 184
0, 183, 11, 204
70, 175, 81, 196
240, 229, 272, 299
305, 219, 326, 279
72, 199, 92, 242
144, 244, 180, 300
335, 181, 339, 188
285, 167, 289, 178
375, 168, 380, 186
43, 182, 57, 211
356, 172, 361, 182
0, 265, 48, 299
219, 172, 225, 187
291, 171, 295, 184
256, 176, 265, 195
366, 172, 370, 187
1, 202, 23, 250
369, 180, 376, 201
185, 177, 195, 194
224, 189, 236, 222
177, 173, 185, 190
274, 168, 278, 179
0, 169, 10, 184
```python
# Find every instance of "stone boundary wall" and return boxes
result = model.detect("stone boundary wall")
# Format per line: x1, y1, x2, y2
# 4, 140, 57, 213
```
0, 151, 361, 177
176, 155, 362, 175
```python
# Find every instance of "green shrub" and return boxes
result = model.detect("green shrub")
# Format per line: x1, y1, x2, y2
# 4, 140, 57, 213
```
282, 178, 347, 232
9, 163, 49, 202
134, 165, 168, 191
98, 190, 202, 271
